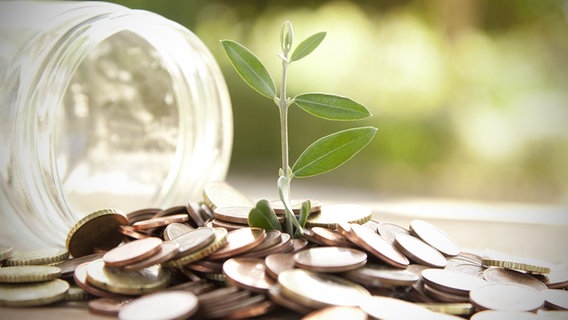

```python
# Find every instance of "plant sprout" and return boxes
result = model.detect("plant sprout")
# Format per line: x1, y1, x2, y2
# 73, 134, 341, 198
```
221, 21, 377, 237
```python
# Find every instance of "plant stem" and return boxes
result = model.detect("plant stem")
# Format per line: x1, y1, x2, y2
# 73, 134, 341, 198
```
278, 54, 294, 235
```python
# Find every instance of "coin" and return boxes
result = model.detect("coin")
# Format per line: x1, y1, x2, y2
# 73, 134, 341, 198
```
469, 282, 544, 312
377, 222, 410, 245
307, 227, 353, 247
88, 297, 133, 316
202, 181, 253, 209
0, 278, 69, 307
170, 227, 216, 257
421, 268, 488, 296
305, 204, 372, 228
131, 213, 189, 231
120, 226, 151, 240
423, 282, 470, 303
481, 251, 552, 274
73, 262, 122, 298
122, 241, 180, 271
410, 220, 460, 257
186, 201, 207, 227
394, 234, 447, 268
544, 289, 568, 310
223, 257, 275, 293
210, 218, 248, 231
208, 227, 266, 260
470, 310, 539, 320
0, 246, 13, 261
248, 230, 282, 253
360, 296, 434, 319
268, 284, 314, 315
200, 293, 268, 319
270, 199, 322, 215
126, 208, 161, 225
5, 247, 69, 266
65, 285, 92, 301
302, 306, 367, 320
293, 246, 367, 273
86, 259, 170, 295
162, 223, 194, 241
103, 237, 163, 267
349, 223, 409, 268
278, 269, 370, 309
239, 232, 293, 258
0, 265, 61, 283
66, 208, 127, 258
224, 299, 275, 319
57, 252, 104, 278
264, 253, 296, 280
151, 205, 188, 219
212, 206, 254, 224
483, 267, 548, 292
545, 269, 568, 289
342, 263, 419, 288
165, 228, 228, 267
118, 291, 199, 320
416, 302, 474, 316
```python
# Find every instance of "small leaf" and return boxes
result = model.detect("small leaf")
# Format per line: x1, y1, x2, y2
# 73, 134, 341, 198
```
248, 199, 282, 231
291, 32, 326, 62
292, 126, 377, 178
298, 200, 311, 228
221, 40, 277, 99
294, 93, 372, 120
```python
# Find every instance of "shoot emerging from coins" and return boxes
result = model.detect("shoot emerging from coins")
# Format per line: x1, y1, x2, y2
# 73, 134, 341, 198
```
221, 21, 377, 237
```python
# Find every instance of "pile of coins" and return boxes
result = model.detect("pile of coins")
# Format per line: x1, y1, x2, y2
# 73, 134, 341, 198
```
1, 180, 567, 320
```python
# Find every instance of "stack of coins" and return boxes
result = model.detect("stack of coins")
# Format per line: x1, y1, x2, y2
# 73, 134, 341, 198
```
1, 180, 567, 320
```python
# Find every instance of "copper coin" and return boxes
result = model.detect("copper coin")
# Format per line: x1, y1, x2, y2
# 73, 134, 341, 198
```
103, 237, 163, 267
239, 232, 293, 258
302, 306, 367, 320
546, 269, 568, 289
200, 203, 215, 220
126, 208, 161, 225
342, 263, 419, 288
119, 226, 150, 240
410, 220, 460, 257
422, 268, 488, 296
306, 204, 372, 228
248, 230, 282, 253
293, 246, 367, 273
88, 297, 133, 316
212, 206, 254, 224
423, 283, 470, 303
360, 296, 434, 319
224, 299, 275, 319
268, 285, 314, 315
377, 222, 410, 245
483, 267, 548, 291
122, 241, 180, 271
66, 208, 127, 258
270, 199, 322, 215
163, 223, 194, 241
309, 227, 353, 247
73, 262, 122, 298
350, 223, 409, 268
152, 205, 188, 219
186, 201, 206, 227
170, 227, 216, 257
362, 219, 381, 232
291, 238, 309, 253
264, 253, 296, 280
469, 282, 544, 312
208, 227, 266, 260
202, 181, 253, 209
544, 288, 568, 310
118, 291, 199, 320
222, 257, 275, 293
210, 218, 248, 231
131, 213, 189, 231
197, 286, 242, 305
200, 294, 267, 319
57, 252, 104, 278
394, 234, 447, 268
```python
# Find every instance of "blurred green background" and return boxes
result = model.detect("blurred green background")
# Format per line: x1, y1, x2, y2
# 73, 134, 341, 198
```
110, 0, 567, 205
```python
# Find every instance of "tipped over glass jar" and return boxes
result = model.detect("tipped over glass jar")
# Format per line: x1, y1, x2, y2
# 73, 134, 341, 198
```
0, 1, 233, 248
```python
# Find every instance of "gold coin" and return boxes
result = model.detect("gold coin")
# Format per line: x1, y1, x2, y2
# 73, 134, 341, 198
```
278, 269, 370, 309
0, 278, 69, 307
66, 208, 127, 258
416, 302, 474, 316
410, 220, 460, 257
350, 223, 409, 268
208, 227, 266, 260
394, 233, 447, 268
103, 237, 163, 267
469, 282, 544, 312
65, 285, 92, 301
360, 296, 434, 319
86, 259, 170, 295
293, 246, 367, 273
165, 228, 228, 267
482, 258, 551, 274
0, 265, 61, 283
202, 181, 253, 210
0, 246, 13, 261
222, 257, 275, 293
118, 291, 199, 320
306, 204, 372, 228
4, 247, 69, 266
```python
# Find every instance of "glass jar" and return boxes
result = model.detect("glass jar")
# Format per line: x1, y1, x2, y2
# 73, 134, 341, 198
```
0, 1, 233, 249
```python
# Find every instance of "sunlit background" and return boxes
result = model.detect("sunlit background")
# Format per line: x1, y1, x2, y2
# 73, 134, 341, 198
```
110, 0, 568, 205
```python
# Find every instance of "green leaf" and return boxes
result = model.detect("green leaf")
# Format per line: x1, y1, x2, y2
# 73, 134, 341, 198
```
221, 40, 277, 99
248, 199, 282, 231
291, 32, 326, 62
298, 200, 311, 228
292, 126, 377, 178
294, 93, 372, 120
